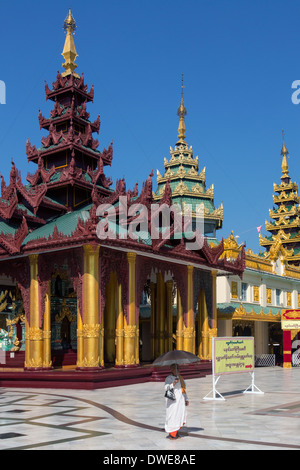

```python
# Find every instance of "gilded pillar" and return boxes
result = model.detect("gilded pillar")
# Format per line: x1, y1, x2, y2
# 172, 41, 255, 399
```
197, 288, 204, 358
209, 270, 218, 358
176, 289, 184, 350
99, 318, 104, 368
25, 315, 30, 368
26, 254, 43, 370
157, 273, 165, 355
150, 282, 156, 359
76, 299, 84, 368
183, 265, 195, 353
201, 288, 210, 360
105, 272, 116, 363
115, 280, 124, 367
82, 244, 101, 369
166, 280, 173, 352
43, 281, 52, 369
124, 252, 137, 366
154, 279, 160, 357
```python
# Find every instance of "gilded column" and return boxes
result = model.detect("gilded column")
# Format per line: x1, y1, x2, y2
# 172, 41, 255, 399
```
43, 281, 52, 369
209, 270, 218, 359
154, 278, 160, 357
24, 314, 30, 368
105, 272, 116, 364
99, 318, 104, 368
201, 289, 210, 360
183, 265, 195, 353
76, 300, 84, 368
115, 280, 124, 367
197, 288, 204, 358
176, 289, 184, 350
150, 282, 156, 359
82, 244, 101, 369
166, 280, 173, 352
124, 252, 137, 366
26, 254, 43, 370
157, 273, 165, 355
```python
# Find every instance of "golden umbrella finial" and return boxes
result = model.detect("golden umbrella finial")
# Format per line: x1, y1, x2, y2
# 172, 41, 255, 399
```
61, 9, 79, 78
177, 74, 187, 142
281, 129, 289, 177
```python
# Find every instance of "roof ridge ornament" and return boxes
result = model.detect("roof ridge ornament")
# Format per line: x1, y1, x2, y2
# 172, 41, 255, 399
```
281, 129, 289, 178
62, 9, 79, 78
177, 74, 187, 142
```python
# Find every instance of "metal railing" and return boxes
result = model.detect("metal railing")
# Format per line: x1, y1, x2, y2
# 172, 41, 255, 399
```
255, 354, 276, 367
292, 351, 300, 367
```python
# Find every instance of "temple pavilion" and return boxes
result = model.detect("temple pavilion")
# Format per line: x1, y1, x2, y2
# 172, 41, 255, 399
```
0, 10, 244, 385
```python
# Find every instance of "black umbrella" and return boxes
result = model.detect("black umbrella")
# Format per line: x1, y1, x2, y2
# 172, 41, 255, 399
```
152, 350, 200, 367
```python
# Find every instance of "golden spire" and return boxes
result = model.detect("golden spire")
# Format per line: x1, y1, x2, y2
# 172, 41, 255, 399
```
281, 130, 289, 177
61, 9, 79, 78
177, 74, 187, 142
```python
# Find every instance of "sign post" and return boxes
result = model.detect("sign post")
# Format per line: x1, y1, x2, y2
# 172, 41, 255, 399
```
203, 337, 263, 401
281, 309, 300, 368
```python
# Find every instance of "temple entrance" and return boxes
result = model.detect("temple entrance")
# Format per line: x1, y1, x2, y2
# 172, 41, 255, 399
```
104, 271, 117, 365
233, 320, 254, 337
50, 267, 77, 368
138, 273, 176, 363
61, 316, 71, 350
269, 322, 283, 366
139, 281, 152, 363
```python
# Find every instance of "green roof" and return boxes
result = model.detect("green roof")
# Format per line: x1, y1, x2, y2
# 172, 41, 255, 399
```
23, 205, 92, 244
0, 221, 18, 237
217, 301, 281, 317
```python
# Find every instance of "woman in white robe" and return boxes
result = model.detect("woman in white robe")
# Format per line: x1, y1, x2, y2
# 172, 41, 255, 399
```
164, 364, 189, 439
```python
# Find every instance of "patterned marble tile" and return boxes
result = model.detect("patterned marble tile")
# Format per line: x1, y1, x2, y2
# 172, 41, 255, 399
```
0, 367, 299, 450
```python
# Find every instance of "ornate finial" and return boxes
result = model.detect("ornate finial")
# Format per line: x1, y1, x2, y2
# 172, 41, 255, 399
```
281, 129, 289, 177
177, 74, 187, 142
61, 9, 79, 78
180, 73, 185, 99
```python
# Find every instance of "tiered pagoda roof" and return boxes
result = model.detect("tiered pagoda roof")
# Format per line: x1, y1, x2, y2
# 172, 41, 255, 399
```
26, 9, 113, 211
0, 10, 113, 256
154, 82, 223, 240
259, 134, 300, 266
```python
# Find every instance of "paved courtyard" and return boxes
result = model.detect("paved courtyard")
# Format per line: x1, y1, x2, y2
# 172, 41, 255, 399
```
0, 366, 299, 451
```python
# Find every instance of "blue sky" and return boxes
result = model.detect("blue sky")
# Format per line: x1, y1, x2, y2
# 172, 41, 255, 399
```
0, 0, 300, 253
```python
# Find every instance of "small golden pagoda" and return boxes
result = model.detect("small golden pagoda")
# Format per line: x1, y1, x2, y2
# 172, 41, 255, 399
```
259, 132, 300, 266
154, 77, 223, 239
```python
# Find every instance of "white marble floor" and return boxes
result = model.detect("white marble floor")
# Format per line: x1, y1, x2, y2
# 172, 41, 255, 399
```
0, 367, 299, 451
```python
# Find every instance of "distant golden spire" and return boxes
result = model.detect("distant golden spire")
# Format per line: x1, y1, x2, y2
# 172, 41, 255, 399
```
61, 9, 79, 78
281, 130, 289, 177
177, 74, 187, 142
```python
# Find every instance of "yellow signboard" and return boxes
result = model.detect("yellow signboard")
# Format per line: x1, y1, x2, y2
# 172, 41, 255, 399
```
213, 337, 254, 376
282, 321, 300, 330
281, 309, 300, 330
